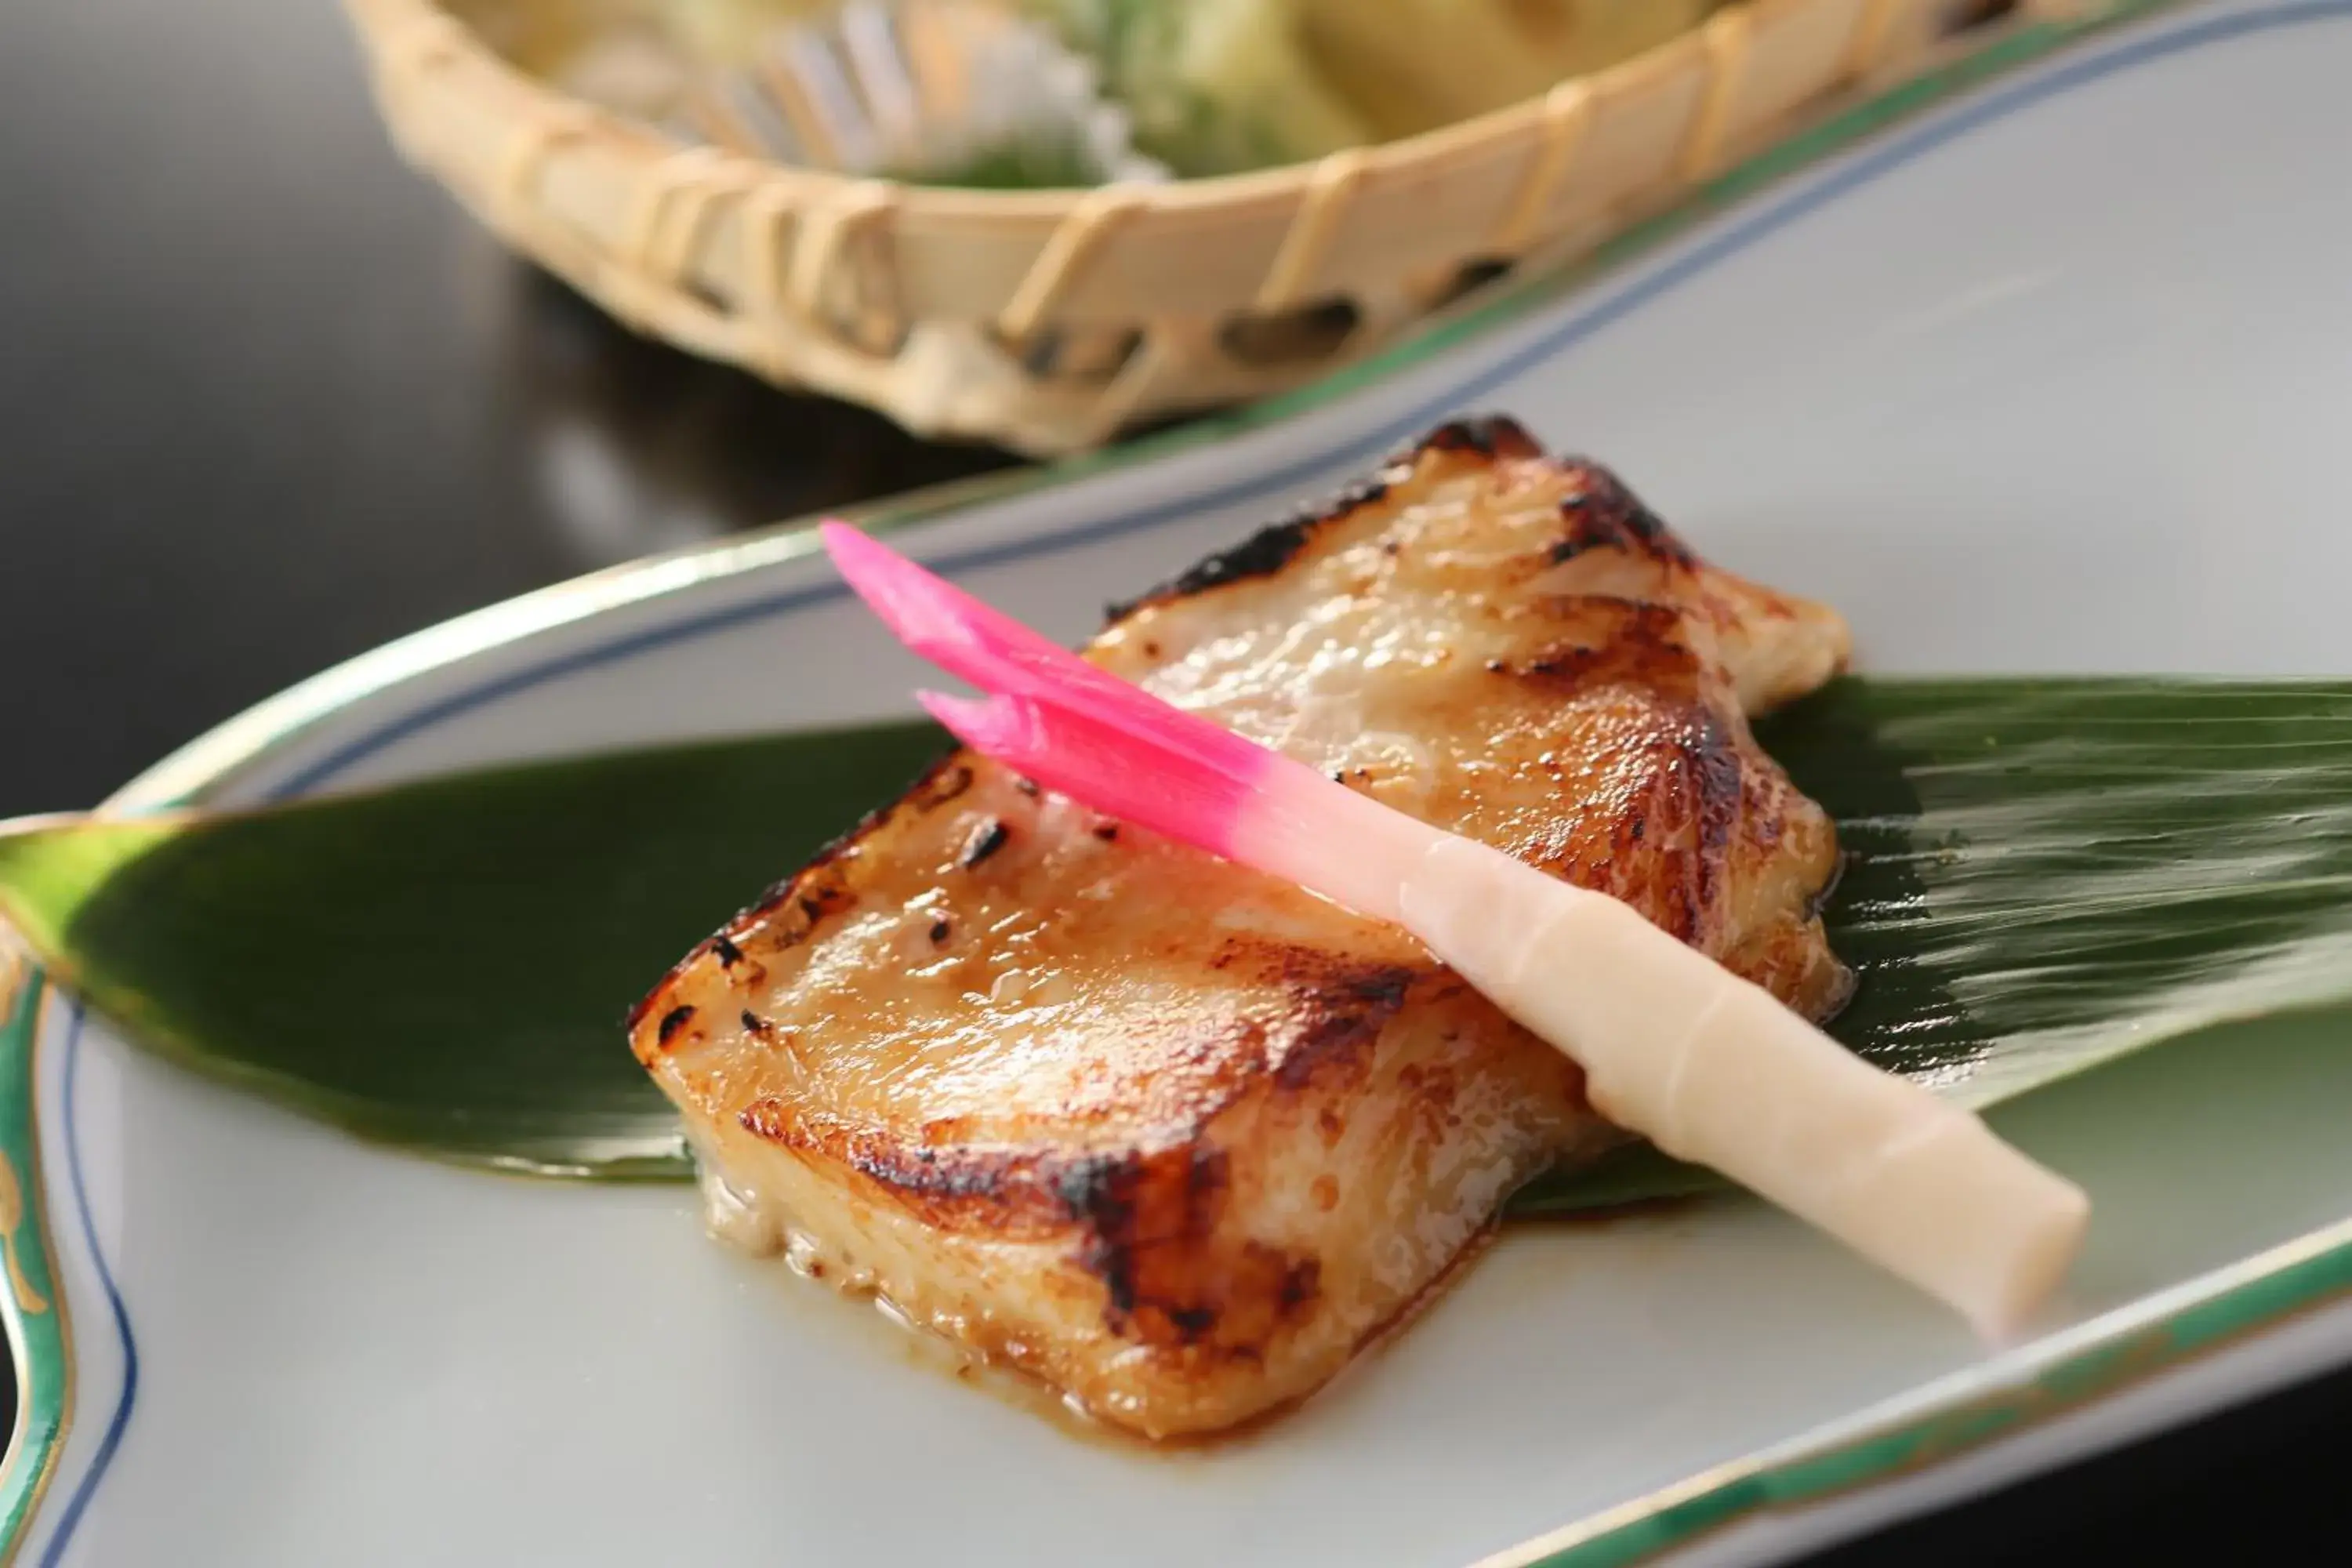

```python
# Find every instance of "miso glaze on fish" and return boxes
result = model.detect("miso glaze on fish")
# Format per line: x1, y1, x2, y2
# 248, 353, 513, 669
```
628, 417, 1853, 1438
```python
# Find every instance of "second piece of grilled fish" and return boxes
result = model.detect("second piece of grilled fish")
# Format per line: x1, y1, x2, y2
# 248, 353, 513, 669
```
630, 416, 1853, 1437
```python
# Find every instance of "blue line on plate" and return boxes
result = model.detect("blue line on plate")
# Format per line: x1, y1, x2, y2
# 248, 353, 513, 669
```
40, 1008, 138, 1568
39, 2, 2352, 1559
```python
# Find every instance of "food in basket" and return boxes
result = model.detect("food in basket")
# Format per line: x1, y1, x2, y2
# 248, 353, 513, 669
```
554, 0, 1167, 184
1023, 0, 1716, 171
540, 0, 1720, 183
1026, 0, 1373, 176
626, 417, 2087, 1437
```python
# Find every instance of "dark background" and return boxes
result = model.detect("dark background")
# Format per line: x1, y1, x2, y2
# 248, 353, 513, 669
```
1, 0, 2345, 1560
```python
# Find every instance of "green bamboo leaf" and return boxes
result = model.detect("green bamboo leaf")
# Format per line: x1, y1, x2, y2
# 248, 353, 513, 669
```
3, 679, 2350, 1207
1513, 677, 2352, 1214
0, 723, 951, 1178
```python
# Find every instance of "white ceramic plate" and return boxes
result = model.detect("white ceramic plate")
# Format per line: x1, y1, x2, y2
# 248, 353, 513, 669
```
10, 2, 2352, 1562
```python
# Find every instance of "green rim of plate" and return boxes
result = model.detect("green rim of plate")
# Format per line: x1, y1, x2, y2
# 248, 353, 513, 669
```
0, 964, 69, 1563
1500, 1229, 2352, 1568
29, 5, 2343, 1566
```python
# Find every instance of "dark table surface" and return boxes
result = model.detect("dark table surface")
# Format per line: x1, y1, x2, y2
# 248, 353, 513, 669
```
2, 0, 2346, 1561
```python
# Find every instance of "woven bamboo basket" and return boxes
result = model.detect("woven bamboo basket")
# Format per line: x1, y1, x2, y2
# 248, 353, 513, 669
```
347, 0, 2084, 455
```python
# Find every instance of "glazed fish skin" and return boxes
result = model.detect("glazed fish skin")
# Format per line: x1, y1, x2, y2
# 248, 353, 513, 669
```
630, 416, 1852, 1438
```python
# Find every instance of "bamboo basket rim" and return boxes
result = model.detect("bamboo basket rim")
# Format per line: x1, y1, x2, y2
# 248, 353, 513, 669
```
348, 0, 2094, 452
363, 0, 2082, 234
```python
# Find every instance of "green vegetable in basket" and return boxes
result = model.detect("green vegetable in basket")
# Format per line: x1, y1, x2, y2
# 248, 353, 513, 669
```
1029, 0, 1372, 176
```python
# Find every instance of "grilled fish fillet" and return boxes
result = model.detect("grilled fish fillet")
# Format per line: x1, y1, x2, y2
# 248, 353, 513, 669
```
629, 416, 1853, 1438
